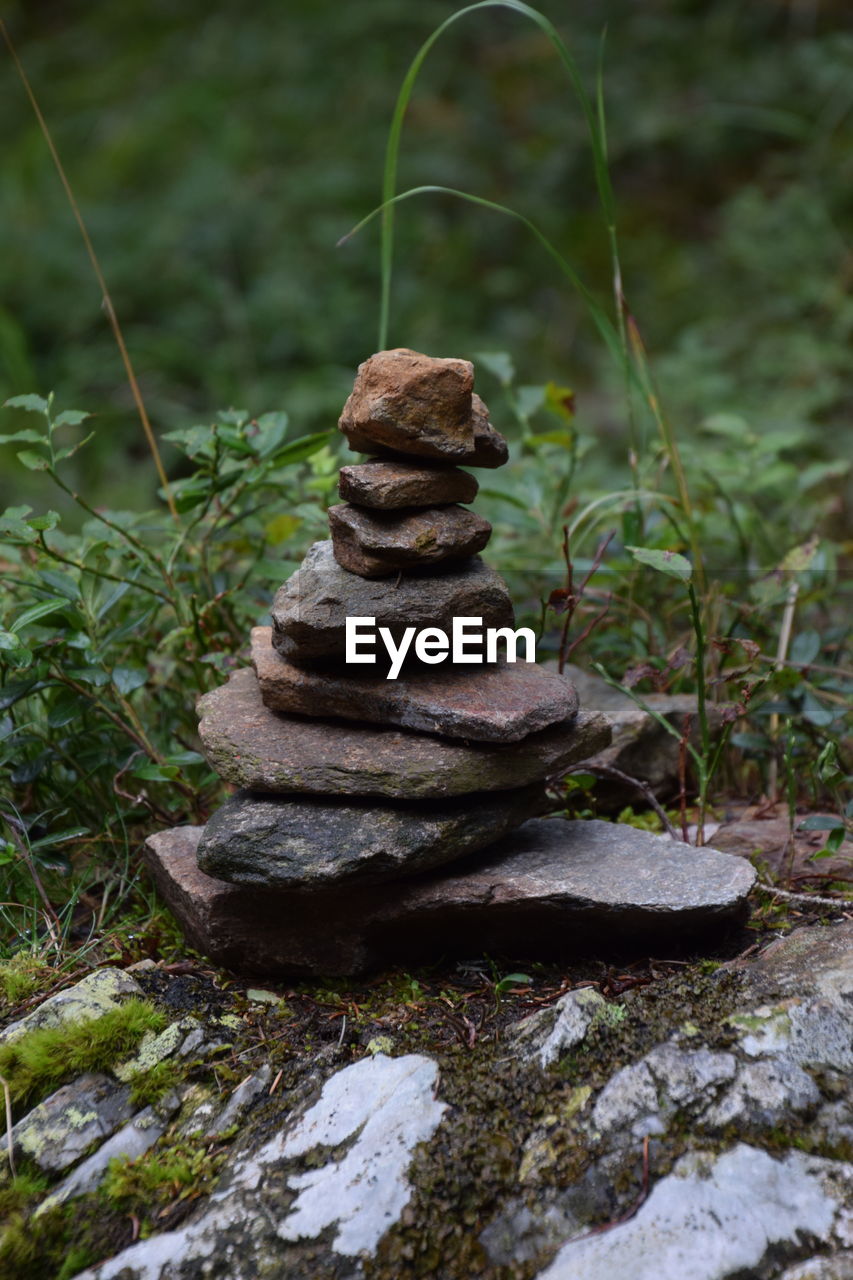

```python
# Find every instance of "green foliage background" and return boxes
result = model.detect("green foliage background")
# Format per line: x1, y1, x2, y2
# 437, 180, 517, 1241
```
1, 0, 851, 516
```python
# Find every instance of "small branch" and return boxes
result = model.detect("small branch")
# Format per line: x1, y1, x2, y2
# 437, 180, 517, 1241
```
755, 882, 853, 910
563, 764, 682, 840
0, 1074, 15, 1176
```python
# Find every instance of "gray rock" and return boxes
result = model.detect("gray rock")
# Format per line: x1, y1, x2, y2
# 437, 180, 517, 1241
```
1, 967, 143, 1044
12, 1072, 136, 1173
113, 1015, 205, 1081
35, 1105, 170, 1215
328, 501, 492, 577
591, 1044, 737, 1140
338, 458, 478, 509
206, 1066, 272, 1138
338, 347, 475, 461
197, 666, 609, 799
534, 1144, 852, 1280
143, 818, 753, 977
512, 988, 608, 1068
71, 1053, 447, 1279
702, 1058, 821, 1130
253, 625, 579, 743
561, 663, 723, 805
777, 1257, 853, 1280
270, 539, 515, 666
196, 784, 549, 889
728, 920, 853, 1004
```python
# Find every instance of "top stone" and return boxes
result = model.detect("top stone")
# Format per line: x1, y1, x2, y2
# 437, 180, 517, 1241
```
339, 348, 475, 462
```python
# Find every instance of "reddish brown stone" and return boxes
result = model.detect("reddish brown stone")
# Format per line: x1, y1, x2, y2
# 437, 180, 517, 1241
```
252, 627, 578, 743
338, 460, 478, 510
338, 349, 475, 461
196, 666, 611, 798
328, 503, 491, 578
145, 820, 755, 976
343, 393, 509, 471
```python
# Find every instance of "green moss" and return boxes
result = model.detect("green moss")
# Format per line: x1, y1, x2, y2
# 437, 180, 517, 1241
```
0, 954, 56, 1008
0, 998, 168, 1108
128, 1058, 186, 1108
101, 1135, 229, 1222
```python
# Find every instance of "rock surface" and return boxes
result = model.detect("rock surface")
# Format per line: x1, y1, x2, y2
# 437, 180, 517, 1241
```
536, 1145, 852, 1280
196, 784, 550, 889
338, 348, 475, 460
72, 1053, 446, 1279
12, 1072, 135, 1173
338, 458, 478, 509
0, 967, 143, 1044
342, 389, 509, 468
144, 818, 754, 976
270, 539, 515, 666
328, 501, 492, 577
197, 666, 609, 799
253, 625, 579, 743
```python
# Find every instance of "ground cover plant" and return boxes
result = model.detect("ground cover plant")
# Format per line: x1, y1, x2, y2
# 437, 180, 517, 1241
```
0, 0, 850, 996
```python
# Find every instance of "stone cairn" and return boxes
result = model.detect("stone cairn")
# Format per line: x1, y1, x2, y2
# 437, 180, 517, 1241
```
144, 349, 753, 976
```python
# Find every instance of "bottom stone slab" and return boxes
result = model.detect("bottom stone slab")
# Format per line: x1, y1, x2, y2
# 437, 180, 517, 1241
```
144, 819, 756, 977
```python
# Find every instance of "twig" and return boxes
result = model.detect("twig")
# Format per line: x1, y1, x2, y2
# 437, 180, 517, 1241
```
755, 882, 853, 911
0, 1074, 15, 1176
563, 764, 682, 841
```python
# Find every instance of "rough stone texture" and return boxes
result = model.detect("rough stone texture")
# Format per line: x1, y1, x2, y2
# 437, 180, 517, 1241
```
36, 1105, 170, 1216
562, 663, 723, 804
72, 1053, 447, 1279
343, 390, 509, 469
338, 348, 475, 460
197, 666, 609, 799
511, 987, 608, 1068
328, 501, 492, 577
726, 919, 853, 1003
590, 1044, 739, 1140
270, 539, 515, 666
778, 1259, 853, 1280
144, 818, 753, 976
196, 784, 550, 889
253, 625, 579, 743
12, 1072, 136, 1173
0, 967, 143, 1044
535, 1145, 852, 1280
338, 458, 478, 509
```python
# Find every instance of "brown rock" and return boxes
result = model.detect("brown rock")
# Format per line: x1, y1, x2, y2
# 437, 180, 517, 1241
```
328, 503, 491, 578
145, 819, 755, 976
196, 666, 611, 798
338, 459, 478, 510
252, 626, 579, 743
338, 348, 475, 461
270, 541, 515, 667
343, 393, 509, 471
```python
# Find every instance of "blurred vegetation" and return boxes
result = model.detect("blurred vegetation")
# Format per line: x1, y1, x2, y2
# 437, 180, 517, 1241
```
1, 0, 850, 515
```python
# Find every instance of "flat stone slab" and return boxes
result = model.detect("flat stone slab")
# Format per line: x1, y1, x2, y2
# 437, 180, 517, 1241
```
328, 502, 491, 577
144, 818, 755, 976
343, 390, 508, 469
338, 348, 475, 461
338, 459, 478, 509
253, 626, 579, 742
198, 666, 608, 799
196, 783, 550, 889
271, 539, 515, 666
0, 967, 144, 1045
12, 1072, 135, 1174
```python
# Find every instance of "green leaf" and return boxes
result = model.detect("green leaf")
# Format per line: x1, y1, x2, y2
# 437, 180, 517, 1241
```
29, 826, 90, 850
816, 741, 845, 788
797, 815, 846, 832
801, 690, 835, 728
516, 385, 546, 419
0, 516, 38, 544
0, 429, 46, 444
478, 487, 531, 511
37, 569, 80, 601
9, 598, 70, 632
132, 762, 179, 782
47, 688, 88, 728
473, 351, 514, 385
16, 449, 50, 471
544, 381, 576, 422
4, 393, 48, 413
264, 513, 301, 545
789, 631, 821, 666
162, 424, 215, 459
268, 430, 334, 469
528, 430, 574, 448
53, 410, 91, 427
163, 750, 205, 766
494, 973, 531, 994
0, 630, 19, 651
627, 546, 693, 582
54, 432, 95, 463
252, 411, 289, 458
28, 511, 60, 532
112, 666, 148, 695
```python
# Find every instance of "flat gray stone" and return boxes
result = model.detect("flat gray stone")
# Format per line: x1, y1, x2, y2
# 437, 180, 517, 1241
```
338, 347, 475, 461
512, 988, 609, 1068
338, 458, 478, 509
12, 1072, 136, 1173
197, 666, 609, 799
196, 784, 549, 889
270, 539, 515, 666
1, 967, 144, 1045
143, 818, 753, 977
36, 1105, 170, 1215
253, 625, 579, 743
328, 501, 491, 577
72, 1053, 447, 1279
535, 1144, 852, 1280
